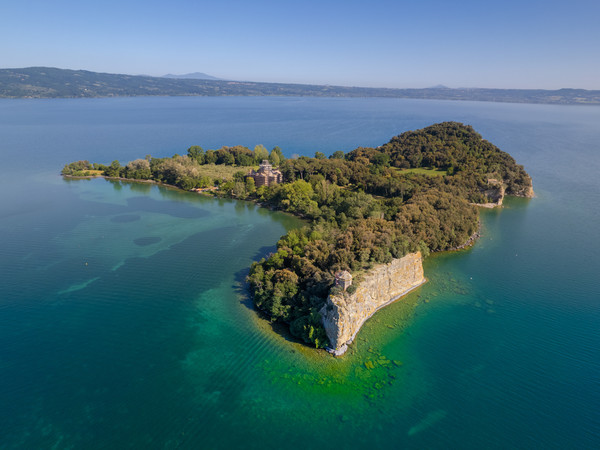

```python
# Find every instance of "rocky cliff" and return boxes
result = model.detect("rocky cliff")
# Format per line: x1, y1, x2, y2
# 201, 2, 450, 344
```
319, 252, 426, 356
474, 177, 534, 208
475, 182, 506, 208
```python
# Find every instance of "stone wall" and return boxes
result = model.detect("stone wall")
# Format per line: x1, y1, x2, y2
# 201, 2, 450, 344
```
319, 252, 426, 355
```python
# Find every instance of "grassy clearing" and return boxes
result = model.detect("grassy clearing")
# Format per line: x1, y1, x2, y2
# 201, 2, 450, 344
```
64, 169, 104, 177
195, 164, 254, 181
395, 167, 447, 177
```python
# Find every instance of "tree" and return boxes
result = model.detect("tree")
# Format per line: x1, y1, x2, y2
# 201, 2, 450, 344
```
217, 149, 235, 165
61, 160, 92, 175
253, 144, 269, 163
125, 158, 151, 179
245, 176, 256, 194
233, 170, 246, 182
204, 150, 217, 164
269, 149, 281, 166
187, 146, 205, 164
372, 153, 391, 167
270, 146, 285, 165
198, 176, 212, 188
178, 176, 198, 190
237, 153, 254, 166
330, 150, 345, 159
315, 151, 326, 160
278, 180, 319, 216
105, 160, 122, 177
233, 181, 247, 198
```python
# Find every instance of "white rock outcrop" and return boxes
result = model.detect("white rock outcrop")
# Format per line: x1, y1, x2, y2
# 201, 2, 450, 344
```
320, 252, 425, 355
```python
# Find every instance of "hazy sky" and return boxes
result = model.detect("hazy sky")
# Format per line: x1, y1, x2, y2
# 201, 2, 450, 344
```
2, 0, 599, 89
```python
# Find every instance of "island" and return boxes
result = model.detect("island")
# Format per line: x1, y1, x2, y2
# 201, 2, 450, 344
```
62, 122, 533, 354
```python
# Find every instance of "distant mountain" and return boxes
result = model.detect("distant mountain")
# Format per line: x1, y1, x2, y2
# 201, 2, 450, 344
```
163, 72, 220, 80
1, 67, 599, 105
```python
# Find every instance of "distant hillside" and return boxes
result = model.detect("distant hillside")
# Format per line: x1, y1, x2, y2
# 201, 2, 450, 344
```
163, 72, 220, 80
1, 67, 599, 105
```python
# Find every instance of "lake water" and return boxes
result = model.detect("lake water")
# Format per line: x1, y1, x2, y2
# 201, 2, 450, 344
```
1, 97, 599, 449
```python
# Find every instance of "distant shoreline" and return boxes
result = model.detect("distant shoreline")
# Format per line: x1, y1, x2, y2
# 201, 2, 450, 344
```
4, 67, 600, 105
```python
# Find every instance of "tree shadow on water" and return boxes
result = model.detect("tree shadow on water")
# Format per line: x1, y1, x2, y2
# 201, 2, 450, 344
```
231, 244, 275, 314
231, 247, 310, 347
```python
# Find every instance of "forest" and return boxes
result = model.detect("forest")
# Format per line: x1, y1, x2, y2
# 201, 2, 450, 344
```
62, 122, 532, 349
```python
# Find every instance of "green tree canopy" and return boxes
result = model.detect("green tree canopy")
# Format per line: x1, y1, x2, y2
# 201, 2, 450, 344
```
187, 146, 204, 164
253, 144, 269, 163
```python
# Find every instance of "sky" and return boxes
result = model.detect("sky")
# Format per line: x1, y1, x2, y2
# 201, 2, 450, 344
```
1, 0, 599, 89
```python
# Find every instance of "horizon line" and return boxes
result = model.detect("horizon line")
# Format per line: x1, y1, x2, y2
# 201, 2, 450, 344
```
3, 66, 599, 93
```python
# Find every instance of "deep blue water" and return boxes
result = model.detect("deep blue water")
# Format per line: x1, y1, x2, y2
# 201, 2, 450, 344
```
1, 96, 599, 448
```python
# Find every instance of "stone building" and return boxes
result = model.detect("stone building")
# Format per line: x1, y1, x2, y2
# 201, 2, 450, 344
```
248, 160, 283, 187
334, 270, 353, 291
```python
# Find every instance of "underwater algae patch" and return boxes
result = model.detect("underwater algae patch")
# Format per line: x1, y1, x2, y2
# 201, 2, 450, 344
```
248, 253, 492, 424
111, 214, 141, 223
253, 286, 429, 405
133, 236, 162, 246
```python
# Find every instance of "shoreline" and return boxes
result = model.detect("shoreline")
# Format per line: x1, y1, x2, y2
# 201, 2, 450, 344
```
447, 222, 482, 252
325, 277, 428, 356
61, 161, 534, 356
62, 172, 483, 354
62, 174, 218, 194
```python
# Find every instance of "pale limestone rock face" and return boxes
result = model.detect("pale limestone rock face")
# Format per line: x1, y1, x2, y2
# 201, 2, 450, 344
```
475, 184, 506, 208
320, 252, 425, 355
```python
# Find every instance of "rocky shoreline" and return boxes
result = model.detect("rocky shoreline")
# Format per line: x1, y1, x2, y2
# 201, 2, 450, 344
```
324, 279, 427, 356
471, 180, 534, 209
320, 252, 426, 356
447, 225, 481, 252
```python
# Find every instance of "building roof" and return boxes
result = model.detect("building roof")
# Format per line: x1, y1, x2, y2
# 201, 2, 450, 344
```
335, 270, 352, 280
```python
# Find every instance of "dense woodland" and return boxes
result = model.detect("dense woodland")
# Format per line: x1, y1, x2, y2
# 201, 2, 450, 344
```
63, 122, 532, 348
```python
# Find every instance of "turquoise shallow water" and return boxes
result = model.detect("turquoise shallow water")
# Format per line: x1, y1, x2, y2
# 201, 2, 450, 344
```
1, 97, 599, 448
